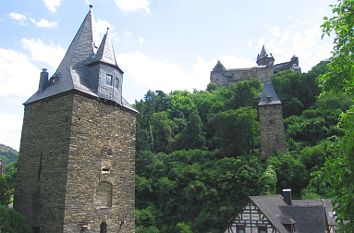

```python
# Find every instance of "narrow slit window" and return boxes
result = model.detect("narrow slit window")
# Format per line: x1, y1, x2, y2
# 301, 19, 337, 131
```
106, 74, 113, 86
114, 77, 119, 89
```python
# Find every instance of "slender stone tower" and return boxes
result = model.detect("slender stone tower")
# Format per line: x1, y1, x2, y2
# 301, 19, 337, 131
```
14, 7, 137, 233
258, 82, 285, 159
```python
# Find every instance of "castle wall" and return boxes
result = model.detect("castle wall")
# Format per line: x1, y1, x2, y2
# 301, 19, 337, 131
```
258, 104, 285, 159
63, 94, 136, 233
15, 94, 74, 232
210, 66, 273, 86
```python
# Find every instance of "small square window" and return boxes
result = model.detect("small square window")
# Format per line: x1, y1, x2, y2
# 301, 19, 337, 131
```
236, 224, 245, 233
258, 225, 267, 233
106, 74, 113, 86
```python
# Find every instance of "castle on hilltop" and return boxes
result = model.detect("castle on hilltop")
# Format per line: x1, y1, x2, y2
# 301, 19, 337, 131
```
14, 6, 136, 233
210, 46, 301, 86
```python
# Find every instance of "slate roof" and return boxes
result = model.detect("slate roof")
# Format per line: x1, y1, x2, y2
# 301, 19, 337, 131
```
212, 60, 226, 71
258, 82, 282, 106
250, 195, 290, 233
258, 45, 268, 59
280, 205, 327, 233
249, 195, 331, 233
89, 28, 119, 68
24, 8, 136, 112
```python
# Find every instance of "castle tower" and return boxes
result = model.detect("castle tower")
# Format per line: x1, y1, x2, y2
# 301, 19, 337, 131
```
257, 45, 275, 67
258, 82, 285, 159
14, 7, 137, 233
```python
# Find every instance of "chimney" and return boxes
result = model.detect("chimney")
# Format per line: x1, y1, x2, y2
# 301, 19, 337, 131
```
38, 68, 49, 93
266, 95, 272, 102
282, 189, 292, 205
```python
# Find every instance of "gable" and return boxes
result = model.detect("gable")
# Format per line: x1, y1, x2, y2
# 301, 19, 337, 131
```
224, 201, 279, 233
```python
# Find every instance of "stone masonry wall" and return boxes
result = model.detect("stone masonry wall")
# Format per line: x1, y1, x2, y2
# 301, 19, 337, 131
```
14, 94, 74, 232
210, 66, 273, 86
15, 92, 136, 233
63, 94, 136, 233
258, 104, 286, 159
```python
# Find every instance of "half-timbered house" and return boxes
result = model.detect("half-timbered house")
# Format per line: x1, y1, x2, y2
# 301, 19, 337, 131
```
224, 189, 336, 233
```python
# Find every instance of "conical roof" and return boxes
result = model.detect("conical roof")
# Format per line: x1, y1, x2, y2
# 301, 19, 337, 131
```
25, 8, 96, 104
258, 82, 281, 106
212, 60, 226, 71
24, 7, 135, 112
94, 28, 118, 66
258, 45, 268, 59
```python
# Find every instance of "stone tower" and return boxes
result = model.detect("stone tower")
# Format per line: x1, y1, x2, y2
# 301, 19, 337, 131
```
258, 82, 285, 159
14, 7, 137, 233
256, 45, 275, 67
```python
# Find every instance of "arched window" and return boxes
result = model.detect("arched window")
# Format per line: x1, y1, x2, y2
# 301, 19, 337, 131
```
96, 182, 113, 208
100, 222, 107, 233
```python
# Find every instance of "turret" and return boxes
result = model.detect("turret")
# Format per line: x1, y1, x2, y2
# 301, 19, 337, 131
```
257, 45, 275, 67
258, 82, 285, 159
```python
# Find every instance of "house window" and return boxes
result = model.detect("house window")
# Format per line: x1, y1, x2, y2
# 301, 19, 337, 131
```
258, 225, 267, 233
236, 224, 245, 233
106, 74, 113, 86
114, 77, 119, 89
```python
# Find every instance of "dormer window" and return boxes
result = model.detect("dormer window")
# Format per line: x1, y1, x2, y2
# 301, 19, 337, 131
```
106, 74, 113, 86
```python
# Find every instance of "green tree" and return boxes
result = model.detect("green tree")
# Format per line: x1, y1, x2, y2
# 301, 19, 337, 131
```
317, 0, 354, 231
259, 165, 277, 195
0, 162, 17, 206
209, 107, 259, 156
0, 206, 31, 233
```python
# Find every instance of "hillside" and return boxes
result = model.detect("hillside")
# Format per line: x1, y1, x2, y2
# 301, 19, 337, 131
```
134, 61, 352, 233
0, 144, 18, 166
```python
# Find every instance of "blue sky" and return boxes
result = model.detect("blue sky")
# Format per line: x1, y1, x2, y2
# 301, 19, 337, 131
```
0, 0, 336, 150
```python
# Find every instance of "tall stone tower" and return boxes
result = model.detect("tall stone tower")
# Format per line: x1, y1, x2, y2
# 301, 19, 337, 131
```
14, 7, 137, 233
258, 82, 285, 159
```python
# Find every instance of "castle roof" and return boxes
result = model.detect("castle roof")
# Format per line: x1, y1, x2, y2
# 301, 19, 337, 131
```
258, 82, 281, 106
89, 28, 120, 69
212, 60, 226, 71
258, 45, 268, 59
24, 7, 135, 112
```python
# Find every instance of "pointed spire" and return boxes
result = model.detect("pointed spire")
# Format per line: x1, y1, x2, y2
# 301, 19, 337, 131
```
213, 60, 226, 71
259, 45, 268, 58
55, 8, 96, 75
258, 82, 281, 106
93, 27, 118, 66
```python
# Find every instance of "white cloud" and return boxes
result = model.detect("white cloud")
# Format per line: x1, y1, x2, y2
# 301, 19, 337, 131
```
0, 113, 23, 150
124, 30, 132, 37
139, 37, 144, 44
95, 18, 113, 36
21, 38, 66, 69
29, 18, 57, 28
250, 20, 333, 72
0, 49, 39, 97
113, 0, 151, 14
8, 12, 57, 28
8, 12, 27, 24
42, 0, 62, 13
118, 51, 256, 102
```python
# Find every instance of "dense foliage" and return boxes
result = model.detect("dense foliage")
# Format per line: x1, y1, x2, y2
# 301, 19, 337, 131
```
0, 144, 19, 167
316, 0, 354, 231
134, 61, 350, 232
